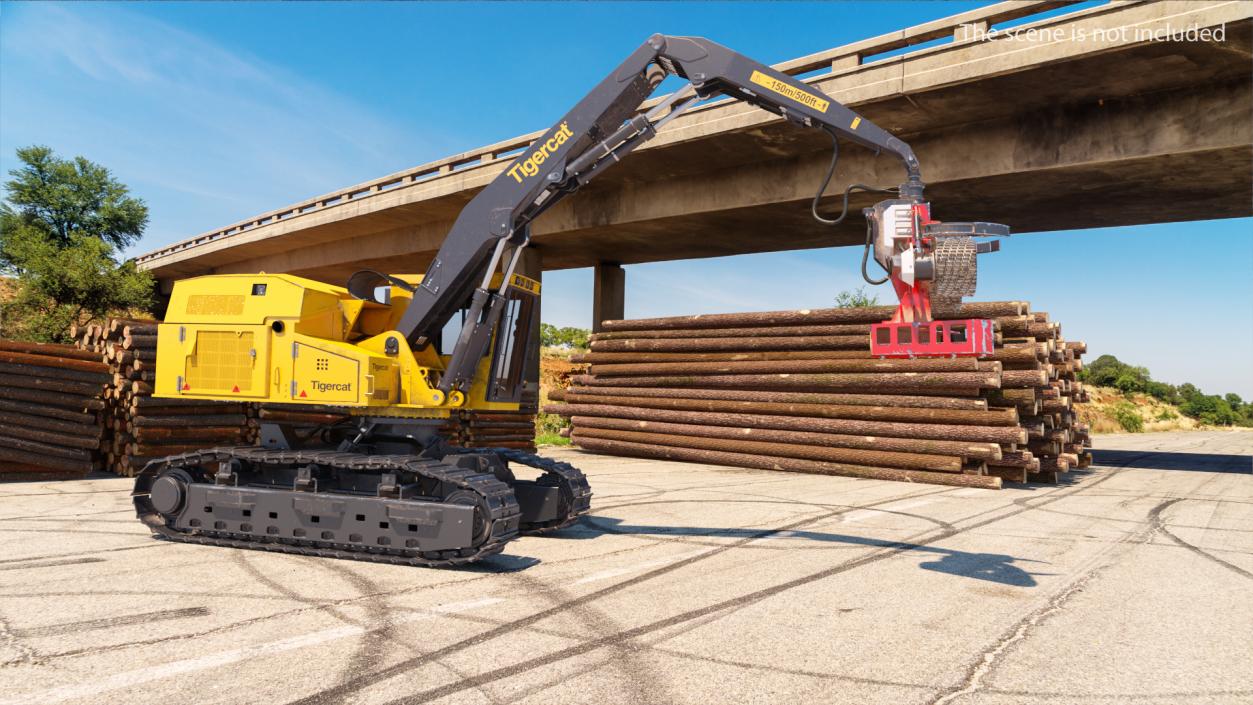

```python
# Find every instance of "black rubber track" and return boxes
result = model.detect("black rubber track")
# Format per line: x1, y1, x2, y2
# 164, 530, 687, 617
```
133, 447, 521, 567
448, 446, 593, 534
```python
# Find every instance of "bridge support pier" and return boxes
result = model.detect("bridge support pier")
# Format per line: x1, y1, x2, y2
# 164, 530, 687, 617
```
593, 262, 625, 333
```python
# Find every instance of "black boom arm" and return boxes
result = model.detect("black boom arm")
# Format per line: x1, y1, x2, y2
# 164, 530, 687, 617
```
394, 35, 925, 394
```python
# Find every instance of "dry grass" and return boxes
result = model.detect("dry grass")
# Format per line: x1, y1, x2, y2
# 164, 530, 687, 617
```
1079, 386, 1200, 434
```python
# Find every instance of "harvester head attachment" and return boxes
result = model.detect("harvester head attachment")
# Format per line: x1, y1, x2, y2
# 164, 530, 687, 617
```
865, 200, 1008, 358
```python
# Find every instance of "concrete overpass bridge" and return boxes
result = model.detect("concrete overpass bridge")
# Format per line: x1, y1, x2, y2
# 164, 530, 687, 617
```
138, 0, 1251, 325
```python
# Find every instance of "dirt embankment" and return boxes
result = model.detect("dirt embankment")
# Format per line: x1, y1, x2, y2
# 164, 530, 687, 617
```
1079, 386, 1200, 434
539, 350, 586, 403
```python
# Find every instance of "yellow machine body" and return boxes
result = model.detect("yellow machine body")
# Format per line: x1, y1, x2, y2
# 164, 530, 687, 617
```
154, 272, 538, 417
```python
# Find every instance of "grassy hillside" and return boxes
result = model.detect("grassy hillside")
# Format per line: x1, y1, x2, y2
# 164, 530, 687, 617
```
1079, 387, 1201, 434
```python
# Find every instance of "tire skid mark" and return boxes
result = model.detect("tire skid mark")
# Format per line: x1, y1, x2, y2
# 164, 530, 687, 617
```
1156, 499, 1253, 580
13, 607, 211, 638
283, 485, 1051, 705
928, 470, 1227, 705
0, 608, 42, 668
0, 557, 106, 572
6, 539, 678, 663
496, 598, 754, 705
930, 497, 1177, 705
313, 562, 505, 705
338, 468, 1133, 705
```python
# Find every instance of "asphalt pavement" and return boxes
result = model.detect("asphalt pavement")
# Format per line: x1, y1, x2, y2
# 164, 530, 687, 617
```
0, 430, 1249, 705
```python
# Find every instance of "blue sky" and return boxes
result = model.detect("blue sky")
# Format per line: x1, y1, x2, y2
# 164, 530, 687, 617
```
2, 2, 1250, 397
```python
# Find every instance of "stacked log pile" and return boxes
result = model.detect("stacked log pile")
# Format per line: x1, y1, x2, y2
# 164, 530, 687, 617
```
255, 394, 537, 453
72, 319, 258, 477
545, 302, 1090, 489
445, 389, 539, 452
0, 340, 110, 479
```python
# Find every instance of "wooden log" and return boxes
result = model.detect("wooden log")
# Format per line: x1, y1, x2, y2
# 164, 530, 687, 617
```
0, 462, 89, 480
590, 324, 872, 340
601, 307, 895, 331
552, 393, 1017, 426
0, 349, 109, 374
465, 420, 535, 429
1028, 439, 1062, 456
132, 426, 246, 443
0, 361, 109, 385
1038, 456, 1070, 473
569, 371, 1000, 392
591, 335, 871, 353
569, 416, 1002, 460
0, 372, 104, 397
0, 411, 101, 439
0, 424, 100, 450
574, 427, 967, 471
3, 387, 106, 411
0, 339, 103, 362
986, 466, 1029, 483
546, 404, 1027, 444
131, 395, 245, 409
122, 323, 159, 337
587, 357, 992, 377
129, 404, 251, 416
127, 442, 243, 456
571, 350, 872, 364
599, 302, 1026, 332
469, 413, 538, 422
1000, 370, 1049, 388
256, 409, 351, 425
462, 434, 534, 443
552, 386, 988, 410
0, 448, 93, 474
1041, 398, 1072, 413
572, 436, 1001, 489
122, 333, 158, 349
990, 449, 1037, 468
989, 345, 1042, 365
0, 399, 98, 425
0, 434, 92, 459
130, 413, 249, 428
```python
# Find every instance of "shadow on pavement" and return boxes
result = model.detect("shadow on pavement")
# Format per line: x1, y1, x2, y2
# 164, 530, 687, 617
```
1092, 449, 1253, 474
567, 516, 1050, 587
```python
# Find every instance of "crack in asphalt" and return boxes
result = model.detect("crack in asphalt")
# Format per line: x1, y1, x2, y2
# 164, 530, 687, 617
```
929, 496, 1178, 705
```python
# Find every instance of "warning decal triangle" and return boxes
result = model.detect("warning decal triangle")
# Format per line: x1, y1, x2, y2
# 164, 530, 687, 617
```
299, 390, 307, 398
232, 385, 240, 393
182, 383, 190, 391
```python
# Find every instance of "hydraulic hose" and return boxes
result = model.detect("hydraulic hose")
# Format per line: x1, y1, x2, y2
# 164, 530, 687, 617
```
810, 128, 896, 285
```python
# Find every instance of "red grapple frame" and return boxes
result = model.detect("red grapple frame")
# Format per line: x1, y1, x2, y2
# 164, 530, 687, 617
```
869, 203, 995, 359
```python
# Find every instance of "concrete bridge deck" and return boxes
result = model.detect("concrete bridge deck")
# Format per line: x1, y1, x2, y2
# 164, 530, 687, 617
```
137, 0, 1252, 288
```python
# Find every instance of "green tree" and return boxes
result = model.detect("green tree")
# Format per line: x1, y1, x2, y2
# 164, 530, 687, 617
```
540, 322, 561, 347
539, 323, 590, 349
833, 286, 879, 308
1224, 393, 1243, 410
1, 146, 154, 342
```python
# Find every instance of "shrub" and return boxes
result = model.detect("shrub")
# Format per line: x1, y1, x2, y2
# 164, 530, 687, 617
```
833, 286, 879, 308
1111, 401, 1144, 433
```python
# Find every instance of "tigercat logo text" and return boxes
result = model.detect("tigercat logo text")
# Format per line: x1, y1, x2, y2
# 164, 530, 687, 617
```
507, 122, 574, 183
311, 380, 352, 393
